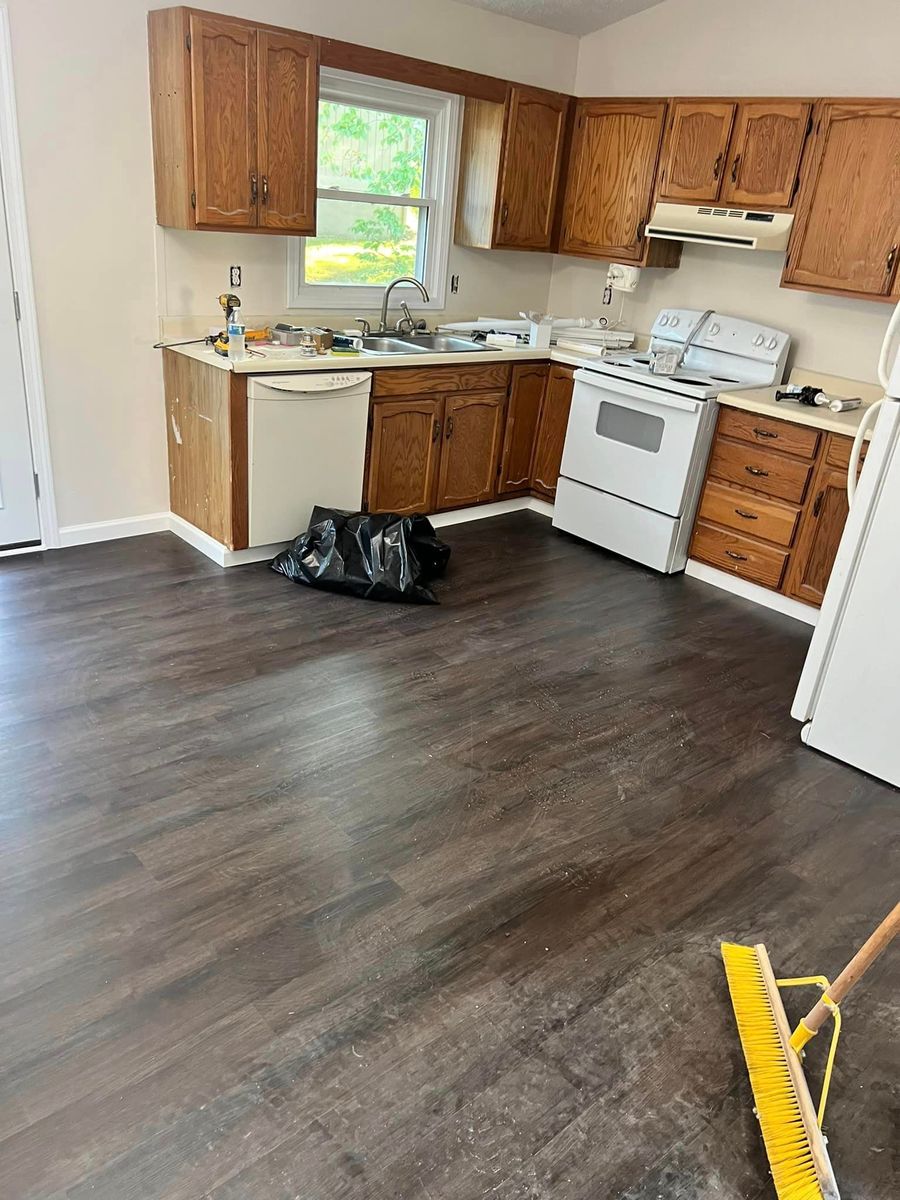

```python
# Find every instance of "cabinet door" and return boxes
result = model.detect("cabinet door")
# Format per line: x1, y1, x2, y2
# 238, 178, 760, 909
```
257, 30, 318, 233
561, 101, 667, 262
436, 393, 506, 510
721, 101, 810, 210
495, 87, 568, 250
498, 364, 547, 493
784, 464, 849, 607
190, 14, 258, 228
659, 101, 735, 203
784, 102, 900, 297
367, 398, 443, 517
531, 366, 574, 497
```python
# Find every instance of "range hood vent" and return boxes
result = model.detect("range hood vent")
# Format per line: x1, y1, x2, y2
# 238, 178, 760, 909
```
646, 202, 793, 252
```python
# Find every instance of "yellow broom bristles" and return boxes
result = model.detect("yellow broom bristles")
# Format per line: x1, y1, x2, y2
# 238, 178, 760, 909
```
721, 942, 826, 1200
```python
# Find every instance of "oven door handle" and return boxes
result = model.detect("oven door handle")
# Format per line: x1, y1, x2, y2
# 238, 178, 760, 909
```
572, 369, 704, 415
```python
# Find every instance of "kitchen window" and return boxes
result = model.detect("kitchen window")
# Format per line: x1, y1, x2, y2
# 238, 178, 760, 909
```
287, 70, 461, 311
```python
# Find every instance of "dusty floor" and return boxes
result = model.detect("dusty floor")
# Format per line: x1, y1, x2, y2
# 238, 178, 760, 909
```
0, 513, 897, 1199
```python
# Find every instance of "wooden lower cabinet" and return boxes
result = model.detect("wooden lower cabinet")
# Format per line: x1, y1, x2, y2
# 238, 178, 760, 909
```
690, 408, 859, 610
436, 392, 507, 508
366, 397, 443, 517
531, 365, 575, 497
499, 364, 548, 493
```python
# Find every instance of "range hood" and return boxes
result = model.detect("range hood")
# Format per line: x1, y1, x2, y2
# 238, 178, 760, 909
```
646, 202, 793, 252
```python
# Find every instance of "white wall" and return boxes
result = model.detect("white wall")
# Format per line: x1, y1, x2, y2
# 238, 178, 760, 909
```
5, 0, 578, 530
549, 0, 900, 381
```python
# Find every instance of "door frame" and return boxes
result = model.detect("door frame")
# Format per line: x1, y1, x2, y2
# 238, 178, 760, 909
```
0, 6, 58, 553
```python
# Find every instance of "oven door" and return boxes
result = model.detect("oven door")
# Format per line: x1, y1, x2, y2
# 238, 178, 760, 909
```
560, 369, 707, 517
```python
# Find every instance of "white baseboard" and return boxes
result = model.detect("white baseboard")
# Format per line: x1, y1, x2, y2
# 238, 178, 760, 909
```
57, 512, 170, 548
685, 559, 818, 626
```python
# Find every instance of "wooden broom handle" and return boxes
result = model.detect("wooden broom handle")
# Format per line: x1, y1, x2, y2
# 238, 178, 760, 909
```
800, 901, 900, 1035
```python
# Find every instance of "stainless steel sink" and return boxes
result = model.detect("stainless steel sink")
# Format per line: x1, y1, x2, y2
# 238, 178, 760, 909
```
359, 336, 430, 354
400, 334, 487, 352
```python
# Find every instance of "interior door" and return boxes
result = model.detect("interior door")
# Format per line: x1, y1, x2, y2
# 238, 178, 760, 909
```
257, 29, 318, 233
531, 365, 574, 497
435, 392, 506, 509
190, 13, 258, 228
0, 175, 40, 549
498, 364, 547, 492
560, 100, 667, 262
494, 86, 567, 250
721, 101, 810, 210
784, 101, 900, 296
367, 397, 443, 516
659, 101, 736, 203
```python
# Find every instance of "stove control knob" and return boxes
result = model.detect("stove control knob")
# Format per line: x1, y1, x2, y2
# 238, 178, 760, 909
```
752, 333, 765, 347
669, 315, 680, 327
709, 322, 720, 336
659, 314, 670, 326
766, 336, 778, 350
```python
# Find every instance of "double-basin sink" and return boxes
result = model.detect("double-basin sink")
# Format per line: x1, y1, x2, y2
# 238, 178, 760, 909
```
359, 333, 487, 355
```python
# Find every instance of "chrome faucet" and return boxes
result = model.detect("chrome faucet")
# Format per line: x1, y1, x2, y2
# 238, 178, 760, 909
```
378, 276, 429, 333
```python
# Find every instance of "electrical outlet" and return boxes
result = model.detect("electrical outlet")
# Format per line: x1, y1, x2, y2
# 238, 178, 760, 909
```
230, 265, 242, 288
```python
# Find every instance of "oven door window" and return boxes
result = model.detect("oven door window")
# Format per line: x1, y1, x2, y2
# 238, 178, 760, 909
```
596, 401, 665, 453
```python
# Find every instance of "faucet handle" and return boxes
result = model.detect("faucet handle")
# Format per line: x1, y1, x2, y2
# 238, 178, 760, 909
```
354, 318, 371, 337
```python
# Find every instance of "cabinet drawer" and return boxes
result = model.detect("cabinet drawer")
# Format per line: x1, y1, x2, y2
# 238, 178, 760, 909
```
825, 431, 868, 471
697, 480, 801, 548
373, 363, 512, 397
691, 521, 789, 590
708, 439, 812, 504
718, 407, 820, 458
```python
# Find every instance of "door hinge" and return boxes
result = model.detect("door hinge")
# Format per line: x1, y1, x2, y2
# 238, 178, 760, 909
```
186, 32, 191, 52
190, 191, 196, 209
33, 472, 40, 499
13, 290, 21, 321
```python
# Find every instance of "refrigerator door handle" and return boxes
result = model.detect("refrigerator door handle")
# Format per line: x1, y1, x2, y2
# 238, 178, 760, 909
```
847, 398, 885, 508
877, 299, 900, 389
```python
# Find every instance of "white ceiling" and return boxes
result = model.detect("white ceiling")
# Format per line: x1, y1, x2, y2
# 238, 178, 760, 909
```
452, 0, 667, 36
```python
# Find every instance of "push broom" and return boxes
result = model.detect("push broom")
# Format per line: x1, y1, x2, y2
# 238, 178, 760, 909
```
721, 900, 899, 1200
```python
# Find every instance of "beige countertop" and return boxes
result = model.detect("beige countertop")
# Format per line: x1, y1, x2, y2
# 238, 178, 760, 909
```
166, 339, 554, 373
717, 368, 883, 439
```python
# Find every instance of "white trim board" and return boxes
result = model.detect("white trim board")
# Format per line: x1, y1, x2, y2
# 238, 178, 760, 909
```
0, 7, 58, 549
57, 513, 170, 548
685, 559, 818, 626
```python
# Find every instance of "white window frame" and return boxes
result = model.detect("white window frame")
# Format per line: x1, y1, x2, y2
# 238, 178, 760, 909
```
287, 68, 461, 313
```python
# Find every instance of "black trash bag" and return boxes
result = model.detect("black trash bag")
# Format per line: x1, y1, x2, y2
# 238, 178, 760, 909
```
271, 506, 451, 604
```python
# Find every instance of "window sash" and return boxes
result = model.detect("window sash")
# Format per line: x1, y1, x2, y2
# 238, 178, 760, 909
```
316, 188, 431, 209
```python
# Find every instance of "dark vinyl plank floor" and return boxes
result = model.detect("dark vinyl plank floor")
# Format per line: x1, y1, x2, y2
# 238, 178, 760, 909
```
0, 513, 896, 1200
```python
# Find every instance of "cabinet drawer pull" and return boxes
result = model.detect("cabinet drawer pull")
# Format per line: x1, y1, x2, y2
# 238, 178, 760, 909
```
713, 152, 723, 180
745, 465, 769, 477
734, 507, 758, 520
432, 419, 441, 442
753, 427, 778, 439
730, 154, 741, 183
725, 550, 748, 561
887, 244, 898, 275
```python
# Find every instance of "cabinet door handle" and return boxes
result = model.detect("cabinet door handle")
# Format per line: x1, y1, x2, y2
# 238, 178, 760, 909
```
734, 507, 758, 520
446, 415, 454, 439
753, 427, 778, 439
745, 465, 769, 477
713, 152, 723, 180
730, 154, 741, 183
725, 550, 748, 561
432, 419, 441, 442
500, 201, 509, 226
262, 175, 269, 205
813, 489, 824, 518
887, 244, 898, 275
250, 173, 258, 205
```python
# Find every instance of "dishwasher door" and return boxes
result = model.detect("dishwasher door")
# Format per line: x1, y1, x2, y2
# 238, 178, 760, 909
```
247, 371, 372, 546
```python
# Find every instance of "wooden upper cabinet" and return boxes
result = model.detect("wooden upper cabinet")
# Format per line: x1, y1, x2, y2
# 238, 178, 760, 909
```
455, 86, 569, 252
721, 101, 810, 209
560, 100, 668, 263
784, 101, 900, 299
149, 8, 318, 233
189, 13, 258, 227
257, 30, 318, 233
499, 364, 547, 493
436, 393, 506, 509
659, 101, 735, 203
531, 366, 574, 498
367, 398, 443, 516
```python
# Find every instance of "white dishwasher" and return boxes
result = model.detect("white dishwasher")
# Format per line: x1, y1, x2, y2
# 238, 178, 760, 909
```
247, 371, 372, 546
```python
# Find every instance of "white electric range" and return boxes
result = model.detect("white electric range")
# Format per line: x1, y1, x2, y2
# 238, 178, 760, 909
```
553, 309, 791, 573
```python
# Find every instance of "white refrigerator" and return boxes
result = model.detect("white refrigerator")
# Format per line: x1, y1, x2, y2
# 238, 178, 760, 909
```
792, 302, 900, 786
